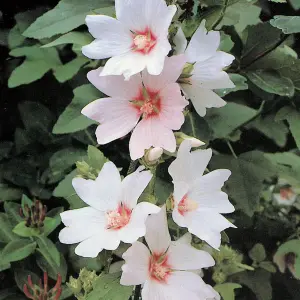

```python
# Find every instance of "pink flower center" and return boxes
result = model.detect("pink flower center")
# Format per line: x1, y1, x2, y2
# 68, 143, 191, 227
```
149, 253, 171, 283
132, 28, 157, 54
132, 88, 161, 119
178, 195, 198, 216
106, 204, 132, 230
280, 187, 294, 201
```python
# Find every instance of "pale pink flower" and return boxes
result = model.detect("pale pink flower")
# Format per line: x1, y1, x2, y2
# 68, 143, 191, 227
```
121, 206, 218, 300
59, 162, 160, 257
82, 55, 188, 160
82, 0, 177, 79
174, 21, 235, 116
168, 141, 236, 249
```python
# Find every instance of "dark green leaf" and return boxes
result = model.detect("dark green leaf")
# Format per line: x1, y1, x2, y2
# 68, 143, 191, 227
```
0, 142, 13, 161
249, 243, 266, 263
0, 184, 23, 201
0, 213, 18, 242
214, 283, 242, 300
2, 239, 36, 263
86, 273, 133, 300
14, 269, 40, 292
36, 235, 60, 266
246, 70, 294, 97
215, 74, 248, 97
259, 261, 277, 273
4, 202, 23, 225
53, 84, 99, 134
23, 0, 114, 39
87, 145, 109, 172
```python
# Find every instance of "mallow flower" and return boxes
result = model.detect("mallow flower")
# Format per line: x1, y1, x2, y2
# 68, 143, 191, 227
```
174, 20, 235, 116
82, 55, 188, 160
121, 206, 219, 300
59, 162, 160, 257
82, 0, 177, 79
168, 140, 236, 249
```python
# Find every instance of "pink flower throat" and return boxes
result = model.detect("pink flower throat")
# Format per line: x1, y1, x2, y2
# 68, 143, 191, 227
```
106, 204, 132, 230
149, 252, 171, 283
132, 28, 157, 54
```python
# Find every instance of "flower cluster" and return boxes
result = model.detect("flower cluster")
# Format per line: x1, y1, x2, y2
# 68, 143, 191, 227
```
59, 0, 236, 299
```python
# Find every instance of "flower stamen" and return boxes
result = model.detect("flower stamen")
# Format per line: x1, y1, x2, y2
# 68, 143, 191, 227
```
106, 204, 132, 230
178, 195, 198, 216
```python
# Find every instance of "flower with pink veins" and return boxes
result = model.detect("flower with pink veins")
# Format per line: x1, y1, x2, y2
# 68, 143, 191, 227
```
59, 162, 160, 258
174, 20, 235, 116
121, 206, 218, 300
82, 55, 188, 160
168, 140, 236, 250
82, 0, 177, 79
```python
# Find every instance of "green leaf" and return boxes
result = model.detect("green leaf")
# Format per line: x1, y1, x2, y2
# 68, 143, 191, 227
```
8, 25, 26, 49
49, 147, 86, 181
13, 222, 40, 237
259, 261, 277, 273
9, 46, 61, 88
241, 22, 283, 68
36, 252, 67, 282
181, 111, 212, 143
0, 213, 18, 242
21, 194, 33, 211
14, 269, 40, 292
250, 45, 300, 91
270, 15, 300, 34
0, 184, 23, 201
53, 56, 89, 83
274, 239, 300, 257
2, 239, 36, 263
215, 74, 248, 97
214, 283, 242, 300
246, 114, 289, 147
219, 32, 234, 52
53, 169, 85, 209
276, 106, 300, 149
210, 151, 276, 216
43, 217, 61, 236
290, 0, 300, 9
42, 31, 93, 48
36, 235, 60, 267
249, 243, 266, 263
53, 84, 99, 134
246, 70, 294, 97
205, 103, 256, 139
4, 202, 23, 225
87, 145, 109, 172
23, 0, 114, 39
86, 273, 133, 300
0, 260, 11, 272
231, 269, 272, 300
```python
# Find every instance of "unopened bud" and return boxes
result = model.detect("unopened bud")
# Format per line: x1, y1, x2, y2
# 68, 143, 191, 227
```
147, 147, 163, 162
175, 132, 205, 148
67, 277, 82, 295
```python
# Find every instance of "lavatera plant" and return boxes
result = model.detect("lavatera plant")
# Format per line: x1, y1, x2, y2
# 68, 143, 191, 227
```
57, 0, 237, 299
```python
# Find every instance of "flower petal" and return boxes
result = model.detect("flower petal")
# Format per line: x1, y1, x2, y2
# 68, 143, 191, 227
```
187, 211, 236, 249
174, 27, 187, 55
185, 20, 220, 63
72, 162, 121, 211
158, 83, 188, 129
181, 84, 226, 117
129, 118, 176, 160
145, 205, 171, 254
168, 243, 215, 270
75, 230, 120, 258
101, 52, 148, 80
121, 167, 153, 209
82, 97, 140, 145
168, 141, 212, 184
82, 15, 132, 59
87, 67, 142, 98
118, 202, 160, 243
121, 241, 150, 285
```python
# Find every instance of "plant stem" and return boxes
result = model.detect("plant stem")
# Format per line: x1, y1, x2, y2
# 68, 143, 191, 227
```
226, 140, 238, 159
84, 129, 97, 146
211, 0, 229, 30
133, 285, 141, 300
127, 160, 138, 175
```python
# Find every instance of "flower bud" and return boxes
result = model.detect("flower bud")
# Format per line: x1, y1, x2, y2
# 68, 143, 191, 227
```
175, 132, 205, 148
147, 147, 163, 162
67, 276, 82, 295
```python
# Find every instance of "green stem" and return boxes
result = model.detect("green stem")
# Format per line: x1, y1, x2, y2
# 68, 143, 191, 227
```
211, 0, 229, 30
226, 140, 238, 159
84, 129, 97, 146
127, 160, 138, 175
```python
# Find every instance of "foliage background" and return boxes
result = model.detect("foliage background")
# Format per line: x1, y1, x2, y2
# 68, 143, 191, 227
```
1, 0, 300, 299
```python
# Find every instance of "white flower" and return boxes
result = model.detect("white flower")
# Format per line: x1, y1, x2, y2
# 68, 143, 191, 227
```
59, 162, 160, 257
174, 21, 235, 116
121, 206, 218, 300
82, 55, 188, 160
82, 0, 177, 80
168, 141, 236, 249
